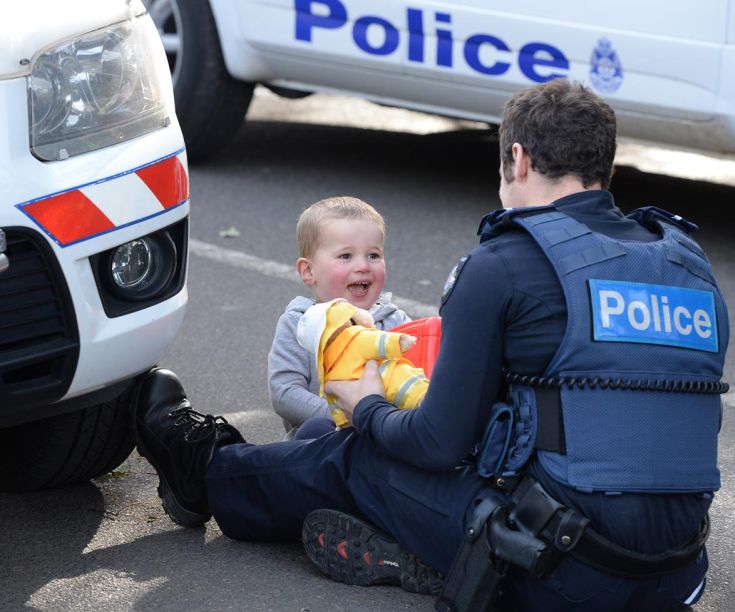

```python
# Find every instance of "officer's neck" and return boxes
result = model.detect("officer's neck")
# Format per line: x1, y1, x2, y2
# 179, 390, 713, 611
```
510, 173, 602, 209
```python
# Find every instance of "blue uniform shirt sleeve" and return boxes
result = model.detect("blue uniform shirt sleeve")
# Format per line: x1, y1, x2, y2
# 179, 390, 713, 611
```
352, 245, 510, 470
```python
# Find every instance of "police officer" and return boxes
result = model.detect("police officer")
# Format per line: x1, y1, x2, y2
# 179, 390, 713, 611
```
133, 79, 729, 611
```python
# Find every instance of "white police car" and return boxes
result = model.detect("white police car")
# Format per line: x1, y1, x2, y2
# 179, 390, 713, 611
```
145, 0, 735, 160
0, 1, 188, 490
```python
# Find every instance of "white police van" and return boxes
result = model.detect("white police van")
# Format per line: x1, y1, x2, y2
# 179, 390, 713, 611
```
145, 0, 735, 160
0, 1, 188, 490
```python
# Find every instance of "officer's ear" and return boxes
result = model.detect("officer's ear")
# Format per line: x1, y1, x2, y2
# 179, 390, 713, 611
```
297, 258, 315, 286
512, 143, 529, 181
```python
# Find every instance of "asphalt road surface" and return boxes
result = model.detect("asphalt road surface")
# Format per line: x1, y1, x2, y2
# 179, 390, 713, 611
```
2, 90, 734, 611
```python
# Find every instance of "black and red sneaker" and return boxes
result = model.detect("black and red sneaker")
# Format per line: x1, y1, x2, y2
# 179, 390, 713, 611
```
302, 509, 443, 596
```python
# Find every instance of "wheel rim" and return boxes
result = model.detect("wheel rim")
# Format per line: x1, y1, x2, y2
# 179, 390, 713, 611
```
143, 0, 184, 87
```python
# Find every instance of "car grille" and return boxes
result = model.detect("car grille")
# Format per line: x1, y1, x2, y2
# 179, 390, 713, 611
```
0, 227, 79, 409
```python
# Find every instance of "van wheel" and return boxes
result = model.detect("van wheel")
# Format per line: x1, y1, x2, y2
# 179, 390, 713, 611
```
145, 0, 254, 161
0, 390, 135, 492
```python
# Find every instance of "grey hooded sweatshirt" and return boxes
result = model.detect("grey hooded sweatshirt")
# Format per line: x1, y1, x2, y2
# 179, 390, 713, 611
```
267, 294, 410, 436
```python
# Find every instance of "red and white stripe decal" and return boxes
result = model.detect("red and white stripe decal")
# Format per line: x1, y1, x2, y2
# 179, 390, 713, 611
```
16, 150, 188, 247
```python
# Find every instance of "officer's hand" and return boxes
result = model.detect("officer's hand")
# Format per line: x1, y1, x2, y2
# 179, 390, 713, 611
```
325, 360, 385, 421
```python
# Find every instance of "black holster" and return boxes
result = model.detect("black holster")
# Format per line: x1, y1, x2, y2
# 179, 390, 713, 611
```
435, 499, 505, 612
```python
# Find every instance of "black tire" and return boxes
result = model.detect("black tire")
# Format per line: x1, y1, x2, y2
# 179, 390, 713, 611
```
171, 0, 255, 161
0, 387, 136, 492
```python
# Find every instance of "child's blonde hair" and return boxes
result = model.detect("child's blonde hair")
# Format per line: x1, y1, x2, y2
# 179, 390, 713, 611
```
297, 196, 385, 258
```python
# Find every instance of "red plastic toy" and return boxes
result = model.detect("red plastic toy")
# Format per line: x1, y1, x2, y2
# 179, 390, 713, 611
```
390, 316, 442, 378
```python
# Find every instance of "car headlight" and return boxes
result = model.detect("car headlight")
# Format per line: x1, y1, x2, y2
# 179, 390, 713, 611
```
28, 14, 171, 161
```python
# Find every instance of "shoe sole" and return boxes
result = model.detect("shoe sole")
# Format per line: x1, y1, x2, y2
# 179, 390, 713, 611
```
302, 509, 443, 596
131, 372, 211, 528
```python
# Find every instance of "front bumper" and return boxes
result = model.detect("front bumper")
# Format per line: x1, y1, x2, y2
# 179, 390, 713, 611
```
0, 74, 189, 423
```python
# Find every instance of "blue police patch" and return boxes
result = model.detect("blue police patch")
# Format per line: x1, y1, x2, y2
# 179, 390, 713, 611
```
589, 37, 623, 94
589, 279, 718, 352
441, 256, 469, 304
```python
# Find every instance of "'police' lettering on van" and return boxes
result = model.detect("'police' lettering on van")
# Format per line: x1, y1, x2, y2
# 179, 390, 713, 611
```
590, 279, 719, 352
295, 0, 569, 83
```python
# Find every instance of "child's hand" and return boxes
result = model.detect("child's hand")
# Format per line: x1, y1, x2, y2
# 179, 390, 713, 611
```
399, 334, 417, 352
351, 308, 375, 328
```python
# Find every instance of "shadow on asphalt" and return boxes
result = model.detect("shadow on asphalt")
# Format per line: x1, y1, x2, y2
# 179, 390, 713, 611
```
0, 472, 430, 610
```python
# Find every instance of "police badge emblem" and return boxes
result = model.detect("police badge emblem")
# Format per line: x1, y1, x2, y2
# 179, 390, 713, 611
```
589, 38, 623, 94
441, 256, 469, 305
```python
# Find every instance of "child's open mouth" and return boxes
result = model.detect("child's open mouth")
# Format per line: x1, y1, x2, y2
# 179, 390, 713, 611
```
348, 281, 371, 298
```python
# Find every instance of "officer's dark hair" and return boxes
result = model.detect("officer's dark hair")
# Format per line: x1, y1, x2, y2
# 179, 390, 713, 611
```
499, 79, 617, 189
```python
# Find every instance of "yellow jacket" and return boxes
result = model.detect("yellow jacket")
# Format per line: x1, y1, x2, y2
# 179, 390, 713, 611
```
296, 299, 430, 428
323, 326, 429, 427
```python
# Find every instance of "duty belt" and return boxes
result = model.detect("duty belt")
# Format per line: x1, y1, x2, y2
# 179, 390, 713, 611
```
436, 475, 709, 612
498, 476, 709, 579
437, 475, 709, 612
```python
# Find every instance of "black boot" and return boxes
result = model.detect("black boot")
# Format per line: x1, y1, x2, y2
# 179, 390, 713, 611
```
132, 368, 244, 527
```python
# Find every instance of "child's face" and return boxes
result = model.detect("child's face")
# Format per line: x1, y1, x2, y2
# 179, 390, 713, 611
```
300, 218, 386, 310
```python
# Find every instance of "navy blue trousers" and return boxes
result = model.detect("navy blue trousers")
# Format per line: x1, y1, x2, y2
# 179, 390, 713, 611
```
292, 416, 336, 440
205, 429, 706, 611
